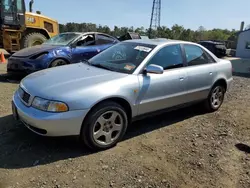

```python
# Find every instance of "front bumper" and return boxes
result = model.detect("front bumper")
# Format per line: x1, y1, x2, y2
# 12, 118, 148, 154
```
12, 91, 89, 137
7, 57, 43, 75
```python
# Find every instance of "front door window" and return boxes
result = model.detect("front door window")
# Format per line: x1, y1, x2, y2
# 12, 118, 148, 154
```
147, 44, 184, 70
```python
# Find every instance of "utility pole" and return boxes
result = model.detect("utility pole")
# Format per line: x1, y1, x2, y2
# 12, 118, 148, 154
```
149, 0, 161, 38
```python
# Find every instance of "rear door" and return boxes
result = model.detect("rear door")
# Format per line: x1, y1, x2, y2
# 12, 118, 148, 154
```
95, 34, 118, 52
71, 34, 117, 63
182, 44, 217, 102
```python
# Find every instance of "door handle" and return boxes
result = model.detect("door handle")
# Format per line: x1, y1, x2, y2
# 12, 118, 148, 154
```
209, 72, 213, 75
179, 77, 184, 81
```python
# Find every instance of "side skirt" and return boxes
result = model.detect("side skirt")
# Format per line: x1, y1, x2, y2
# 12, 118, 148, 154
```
131, 99, 204, 122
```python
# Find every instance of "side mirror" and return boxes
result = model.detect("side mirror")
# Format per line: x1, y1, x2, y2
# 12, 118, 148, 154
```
71, 43, 77, 48
144, 64, 164, 74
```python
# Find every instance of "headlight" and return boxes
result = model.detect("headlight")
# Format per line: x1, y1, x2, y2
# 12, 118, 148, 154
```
30, 52, 48, 60
32, 97, 69, 112
36, 53, 48, 59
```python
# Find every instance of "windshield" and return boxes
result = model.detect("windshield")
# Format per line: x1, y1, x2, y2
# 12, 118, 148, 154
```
3, 0, 13, 12
43, 33, 81, 46
89, 42, 156, 74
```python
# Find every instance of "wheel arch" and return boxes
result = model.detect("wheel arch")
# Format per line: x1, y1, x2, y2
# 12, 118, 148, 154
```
48, 57, 71, 68
23, 27, 50, 39
82, 97, 133, 127
212, 78, 227, 91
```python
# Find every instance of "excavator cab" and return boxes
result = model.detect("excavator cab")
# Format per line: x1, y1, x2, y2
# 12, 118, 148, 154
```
0, 0, 25, 28
0, 0, 58, 53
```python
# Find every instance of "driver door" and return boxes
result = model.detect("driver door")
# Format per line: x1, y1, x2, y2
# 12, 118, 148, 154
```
137, 44, 188, 115
71, 34, 99, 63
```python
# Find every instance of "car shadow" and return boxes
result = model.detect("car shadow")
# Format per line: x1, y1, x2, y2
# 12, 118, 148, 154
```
0, 73, 22, 84
0, 104, 205, 169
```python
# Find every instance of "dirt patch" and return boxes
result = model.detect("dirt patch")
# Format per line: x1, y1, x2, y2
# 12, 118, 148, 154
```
0, 76, 250, 188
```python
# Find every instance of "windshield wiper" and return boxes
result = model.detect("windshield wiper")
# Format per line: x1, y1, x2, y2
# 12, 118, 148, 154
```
81, 59, 92, 65
92, 63, 114, 71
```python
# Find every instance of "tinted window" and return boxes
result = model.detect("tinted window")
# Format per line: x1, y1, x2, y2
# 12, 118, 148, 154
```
148, 44, 183, 70
184, 44, 210, 66
204, 50, 216, 63
17, 0, 23, 12
76, 34, 95, 46
96, 35, 115, 45
246, 42, 250, 49
3, 0, 11, 12
44, 21, 54, 33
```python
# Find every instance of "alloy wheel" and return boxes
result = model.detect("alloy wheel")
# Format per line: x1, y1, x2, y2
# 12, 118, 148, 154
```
92, 110, 124, 146
210, 86, 224, 109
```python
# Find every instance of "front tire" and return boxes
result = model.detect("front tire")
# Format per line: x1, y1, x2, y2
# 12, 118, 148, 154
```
50, 59, 68, 67
81, 101, 128, 151
204, 84, 225, 112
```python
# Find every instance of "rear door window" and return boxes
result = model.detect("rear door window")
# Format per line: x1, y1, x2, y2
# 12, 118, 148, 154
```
96, 34, 115, 45
184, 44, 215, 66
76, 34, 95, 47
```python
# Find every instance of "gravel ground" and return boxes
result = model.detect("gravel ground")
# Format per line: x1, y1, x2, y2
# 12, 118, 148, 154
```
0, 64, 250, 188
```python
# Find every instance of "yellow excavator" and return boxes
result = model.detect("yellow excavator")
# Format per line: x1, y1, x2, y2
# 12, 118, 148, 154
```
0, 0, 59, 54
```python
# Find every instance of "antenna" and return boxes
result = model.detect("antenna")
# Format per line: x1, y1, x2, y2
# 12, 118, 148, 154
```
149, 0, 161, 38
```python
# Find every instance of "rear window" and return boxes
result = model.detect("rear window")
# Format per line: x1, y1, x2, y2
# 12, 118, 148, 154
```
215, 44, 226, 49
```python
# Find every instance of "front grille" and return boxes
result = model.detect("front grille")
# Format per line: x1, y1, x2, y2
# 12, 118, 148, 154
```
18, 87, 31, 105
22, 90, 30, 104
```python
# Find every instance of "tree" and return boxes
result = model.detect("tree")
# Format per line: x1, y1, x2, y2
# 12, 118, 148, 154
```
58, 22, 237, 43
171, 24, 185, 39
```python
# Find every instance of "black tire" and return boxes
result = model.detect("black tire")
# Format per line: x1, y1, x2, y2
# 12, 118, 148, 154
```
204, 84, 226, 112
50, 59, 68, 67
81, 101, 128, 151
21, 32, 47, 48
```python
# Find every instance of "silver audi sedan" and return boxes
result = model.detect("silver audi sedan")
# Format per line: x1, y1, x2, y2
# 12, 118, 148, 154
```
12, 39, 233, 150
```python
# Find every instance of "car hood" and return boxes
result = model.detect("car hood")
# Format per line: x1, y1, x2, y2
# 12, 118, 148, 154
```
12, 45, 65, 57
21, 63, 127, 100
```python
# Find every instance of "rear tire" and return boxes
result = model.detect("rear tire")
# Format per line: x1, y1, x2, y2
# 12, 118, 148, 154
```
21, 32, 47, 48
204, 84, 225, 112
80, 101, 128, 151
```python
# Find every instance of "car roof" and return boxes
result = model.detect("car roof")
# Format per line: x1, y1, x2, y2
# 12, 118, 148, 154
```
59, 32, 118, 40
60, 31, 115, 37
199, 40, 225, 45
123, 38, 197, 46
